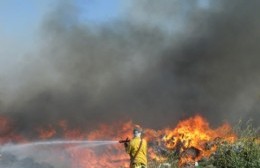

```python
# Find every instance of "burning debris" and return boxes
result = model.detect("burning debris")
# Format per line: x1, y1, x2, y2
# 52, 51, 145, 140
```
146, 116, 236, 167
0, 115, 238, 168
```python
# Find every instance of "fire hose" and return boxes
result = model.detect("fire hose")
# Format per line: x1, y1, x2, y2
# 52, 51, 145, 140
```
118, 138, 130, 143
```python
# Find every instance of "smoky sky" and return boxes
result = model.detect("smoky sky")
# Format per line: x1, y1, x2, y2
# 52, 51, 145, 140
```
1, 0, 260, 135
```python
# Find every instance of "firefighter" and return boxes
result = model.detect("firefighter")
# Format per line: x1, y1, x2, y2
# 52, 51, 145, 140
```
124, 126, 147, 168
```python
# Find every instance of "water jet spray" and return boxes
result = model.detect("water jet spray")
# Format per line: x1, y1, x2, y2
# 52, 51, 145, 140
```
1, 140, 118, 153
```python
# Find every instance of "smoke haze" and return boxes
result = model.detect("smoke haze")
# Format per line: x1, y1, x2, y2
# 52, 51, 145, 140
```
1, 0, 260, 134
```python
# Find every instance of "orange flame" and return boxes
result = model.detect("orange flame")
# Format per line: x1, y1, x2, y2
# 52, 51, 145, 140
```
156, 115, 236, 166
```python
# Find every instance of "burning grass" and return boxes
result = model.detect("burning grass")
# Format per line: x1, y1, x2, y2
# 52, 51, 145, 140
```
0, 115, 259, 168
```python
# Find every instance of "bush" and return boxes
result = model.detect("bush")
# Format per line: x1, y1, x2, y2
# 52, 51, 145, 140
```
212, 120, 260, 168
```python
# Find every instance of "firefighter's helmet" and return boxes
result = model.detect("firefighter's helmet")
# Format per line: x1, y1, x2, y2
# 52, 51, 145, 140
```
133, 125, 143, 134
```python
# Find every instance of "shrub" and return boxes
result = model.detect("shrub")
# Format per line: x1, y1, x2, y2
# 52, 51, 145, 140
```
212, 120, 260, 168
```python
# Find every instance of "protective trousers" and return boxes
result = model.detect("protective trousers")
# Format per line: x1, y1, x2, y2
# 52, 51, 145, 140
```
130, 163, 146, 168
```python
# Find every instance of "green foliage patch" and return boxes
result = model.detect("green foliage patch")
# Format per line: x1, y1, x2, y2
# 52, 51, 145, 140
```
212, 120, 260, 168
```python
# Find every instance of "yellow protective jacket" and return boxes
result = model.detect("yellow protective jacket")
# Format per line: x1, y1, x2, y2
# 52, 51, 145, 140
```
125, 137, 147, 166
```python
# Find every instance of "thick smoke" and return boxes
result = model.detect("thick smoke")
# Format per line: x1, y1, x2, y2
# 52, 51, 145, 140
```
1, 0, 260, 136
0, 153, 54, 168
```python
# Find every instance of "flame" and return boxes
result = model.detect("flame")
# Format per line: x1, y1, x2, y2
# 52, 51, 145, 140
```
0, 116, 25, 144
0, 115, 236, 167
155, 115, 236, 166
37, 125, 57, 139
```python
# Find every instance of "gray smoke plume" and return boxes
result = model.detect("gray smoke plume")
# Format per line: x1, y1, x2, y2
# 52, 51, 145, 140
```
0, 153, 54, 168
0, 0, 260, 137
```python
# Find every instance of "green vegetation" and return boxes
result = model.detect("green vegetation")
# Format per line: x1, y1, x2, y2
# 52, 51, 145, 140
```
212, 120, 260, 168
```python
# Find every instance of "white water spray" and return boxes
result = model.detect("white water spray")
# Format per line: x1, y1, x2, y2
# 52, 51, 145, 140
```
1, 140, 118, 152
